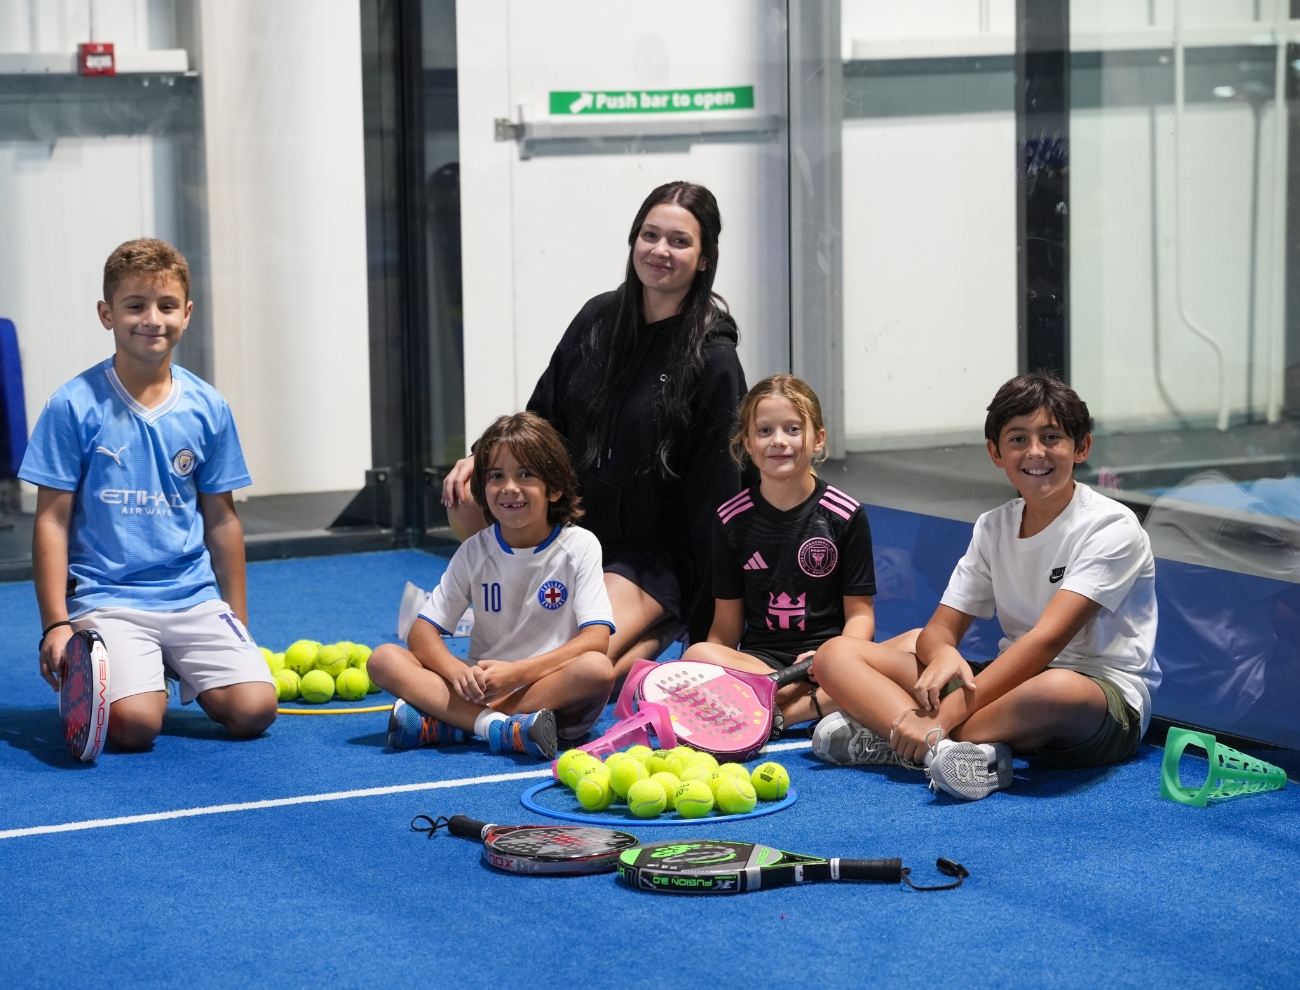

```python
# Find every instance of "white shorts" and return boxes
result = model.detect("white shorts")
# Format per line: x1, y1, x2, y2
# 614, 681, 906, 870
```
71, 599, 275, 705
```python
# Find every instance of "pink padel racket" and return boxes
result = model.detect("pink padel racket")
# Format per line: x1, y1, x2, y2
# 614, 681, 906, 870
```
613, 658, 811, 762
59, 629, 110, 762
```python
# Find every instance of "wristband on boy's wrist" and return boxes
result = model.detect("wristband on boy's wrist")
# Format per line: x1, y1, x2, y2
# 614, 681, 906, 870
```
39, 620, 72, 648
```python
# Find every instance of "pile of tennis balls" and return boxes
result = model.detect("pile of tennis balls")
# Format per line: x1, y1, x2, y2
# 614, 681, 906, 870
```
260, 640, 381, 704
553, 745, 790, 820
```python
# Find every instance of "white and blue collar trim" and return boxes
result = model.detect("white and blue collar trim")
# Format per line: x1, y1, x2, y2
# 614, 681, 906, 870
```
493, 524, 563, 555
106, 362, 182, 423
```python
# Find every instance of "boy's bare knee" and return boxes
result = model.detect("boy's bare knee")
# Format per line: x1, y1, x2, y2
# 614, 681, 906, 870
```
224, 692, 278, 739
107, 698, 165, 751
570, 651, 615, 693
201, 682, 278, 739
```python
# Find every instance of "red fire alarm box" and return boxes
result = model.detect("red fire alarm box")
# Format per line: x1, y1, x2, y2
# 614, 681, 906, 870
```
78, 43, 115, 76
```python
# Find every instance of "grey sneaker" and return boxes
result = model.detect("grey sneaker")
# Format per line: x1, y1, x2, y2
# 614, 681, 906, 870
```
925, 739, 1013, 800
811, 712, 925, 771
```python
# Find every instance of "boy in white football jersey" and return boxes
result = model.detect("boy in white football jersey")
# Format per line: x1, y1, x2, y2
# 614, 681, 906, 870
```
369, 412, 615, 760
22, 239, 276, 751
812, 375, 1159, 800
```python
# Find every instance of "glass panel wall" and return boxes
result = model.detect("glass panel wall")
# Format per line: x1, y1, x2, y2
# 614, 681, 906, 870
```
1069, 0, 1300, 747
0, 0, 377, 577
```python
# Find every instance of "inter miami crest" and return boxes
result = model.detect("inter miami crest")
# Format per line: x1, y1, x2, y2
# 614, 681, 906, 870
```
797, 537, 838, 578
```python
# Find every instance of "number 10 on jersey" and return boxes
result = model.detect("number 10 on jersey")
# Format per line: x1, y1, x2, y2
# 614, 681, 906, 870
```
481, 583, 502, 613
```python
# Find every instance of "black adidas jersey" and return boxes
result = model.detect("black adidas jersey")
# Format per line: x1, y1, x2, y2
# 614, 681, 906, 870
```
712, 478, 876, 653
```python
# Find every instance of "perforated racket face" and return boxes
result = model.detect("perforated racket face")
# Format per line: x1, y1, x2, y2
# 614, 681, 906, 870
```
59, 630, 109, 762
638, 661, 771, 754
482, 825, 639, 875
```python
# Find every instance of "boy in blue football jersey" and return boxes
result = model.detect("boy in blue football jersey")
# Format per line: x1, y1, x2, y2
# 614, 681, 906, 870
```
22, 239, 277, 751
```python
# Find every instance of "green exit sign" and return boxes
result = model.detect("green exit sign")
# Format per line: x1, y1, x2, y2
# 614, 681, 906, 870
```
549, 86, 754, 115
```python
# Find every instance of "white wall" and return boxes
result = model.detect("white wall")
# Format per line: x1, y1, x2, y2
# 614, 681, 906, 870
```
0, 0, 167, 442
200, 0, 371, 496
457, 0, 790, 450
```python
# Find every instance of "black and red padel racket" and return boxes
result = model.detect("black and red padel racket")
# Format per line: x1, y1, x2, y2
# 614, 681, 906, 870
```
59, 629, 110, 762
413, 814, 640, 875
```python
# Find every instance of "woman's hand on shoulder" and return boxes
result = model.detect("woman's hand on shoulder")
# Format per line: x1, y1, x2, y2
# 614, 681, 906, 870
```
441, 456, 475, 508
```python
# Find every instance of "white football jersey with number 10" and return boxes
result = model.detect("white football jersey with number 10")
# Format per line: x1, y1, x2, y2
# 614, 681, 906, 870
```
418, 524, 614, 662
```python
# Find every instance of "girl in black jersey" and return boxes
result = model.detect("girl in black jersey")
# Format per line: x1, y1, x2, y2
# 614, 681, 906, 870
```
682, 376, 916, 727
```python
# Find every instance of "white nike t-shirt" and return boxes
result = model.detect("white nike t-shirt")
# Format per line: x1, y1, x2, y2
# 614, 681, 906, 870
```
419, 524, 615, 662
941, 483, 1161, 731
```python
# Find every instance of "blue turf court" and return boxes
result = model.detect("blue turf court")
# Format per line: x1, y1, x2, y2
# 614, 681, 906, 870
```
2, 548, 1298, 990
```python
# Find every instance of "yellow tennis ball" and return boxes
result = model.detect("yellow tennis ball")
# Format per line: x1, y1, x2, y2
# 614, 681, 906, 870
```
576, 772, 615, 811
347, 642, 372, 667
259, 646, 275, 666
571, 761, 608, 792
555, 748, 588, 783
752, 761, 790, 800
684, 751, 718, 773
358, 660, 382, 694
609, 757, 647, 799
284, 640, 319, 675
679, 764, 713, 785
270, 652, 286, 673
716, 776, 758, 815
719, 763, 751, 783
273, 669, 300, 702
316, 643, 349, 678
647, 751, 684, 776
674, 780, 715, 818
704, 770, 731, 799
604, 752, 632, 774
670, 746, 697, 762
627, 779, 667, 818
299, 669, 335, 703
649, 772, 681, 809
335, 667, 369, 701
625, 744, 653, 764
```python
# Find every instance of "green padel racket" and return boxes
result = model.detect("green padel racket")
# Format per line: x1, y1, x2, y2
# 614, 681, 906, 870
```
617, 839, 967, 894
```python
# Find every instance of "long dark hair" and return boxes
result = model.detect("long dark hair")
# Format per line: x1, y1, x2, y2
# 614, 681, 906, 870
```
573, 181, 729, 478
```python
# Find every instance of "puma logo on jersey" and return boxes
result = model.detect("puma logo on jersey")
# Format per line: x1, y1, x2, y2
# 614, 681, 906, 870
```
1049, 566, 1066, 584
95, 445, 127, 466
743, 552, 769, 571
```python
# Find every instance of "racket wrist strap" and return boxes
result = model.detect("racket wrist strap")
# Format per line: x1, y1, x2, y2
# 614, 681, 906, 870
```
39, 619, 72, 648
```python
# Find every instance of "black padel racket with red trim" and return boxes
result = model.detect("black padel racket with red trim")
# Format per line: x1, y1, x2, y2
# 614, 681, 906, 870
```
413, 815, 640, 875
59, 629, 110, 763
617, 840, 968, 894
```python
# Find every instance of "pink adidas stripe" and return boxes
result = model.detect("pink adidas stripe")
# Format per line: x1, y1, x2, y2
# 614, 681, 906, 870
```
819, 497, 853, 520
717, 490, 751, 514
823, 486, 860, 511
720, 498, 754, 523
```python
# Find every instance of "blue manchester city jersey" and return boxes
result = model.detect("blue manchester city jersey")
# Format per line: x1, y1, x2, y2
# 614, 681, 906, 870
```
19, 358, 252, 617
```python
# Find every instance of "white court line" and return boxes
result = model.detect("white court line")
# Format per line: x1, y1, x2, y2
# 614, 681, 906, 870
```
0, 739, 813, 842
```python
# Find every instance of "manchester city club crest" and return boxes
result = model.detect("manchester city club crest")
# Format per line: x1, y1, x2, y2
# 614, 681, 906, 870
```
797, 536, 838, 578
537, 580, 568, 610
172, 448, 197, 477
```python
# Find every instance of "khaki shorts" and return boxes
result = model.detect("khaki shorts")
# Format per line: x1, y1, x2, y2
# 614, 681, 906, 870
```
942, 660, 1141, 770
72, 599, 275, 705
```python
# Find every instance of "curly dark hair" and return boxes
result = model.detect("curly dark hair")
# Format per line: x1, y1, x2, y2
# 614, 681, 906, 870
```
984, 374, 1092, 452
471, 412, 584, 527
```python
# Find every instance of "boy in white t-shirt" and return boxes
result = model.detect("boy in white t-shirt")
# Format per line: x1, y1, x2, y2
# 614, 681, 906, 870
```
368, 412, 615, 760
811, 375, 1159, 800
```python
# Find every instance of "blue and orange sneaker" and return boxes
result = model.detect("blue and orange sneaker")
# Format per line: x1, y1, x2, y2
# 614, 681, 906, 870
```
488, 710, 558, 760
387, 699, 468, 750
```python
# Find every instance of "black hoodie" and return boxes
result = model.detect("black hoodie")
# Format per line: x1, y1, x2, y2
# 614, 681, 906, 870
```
528, 291, 748, 638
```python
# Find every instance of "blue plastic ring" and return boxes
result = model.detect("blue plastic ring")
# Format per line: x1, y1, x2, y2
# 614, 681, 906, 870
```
519, 779, 798, 826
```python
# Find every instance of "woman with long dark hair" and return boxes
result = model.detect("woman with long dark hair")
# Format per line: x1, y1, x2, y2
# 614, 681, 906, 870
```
441, 181, 747, 677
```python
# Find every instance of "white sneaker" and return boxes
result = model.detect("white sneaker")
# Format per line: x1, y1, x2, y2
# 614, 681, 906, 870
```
925, 738, 1013, 800
811, 712, 925, 771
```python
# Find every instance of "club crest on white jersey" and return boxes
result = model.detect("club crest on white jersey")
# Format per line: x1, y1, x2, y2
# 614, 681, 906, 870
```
537, 580, 568, 610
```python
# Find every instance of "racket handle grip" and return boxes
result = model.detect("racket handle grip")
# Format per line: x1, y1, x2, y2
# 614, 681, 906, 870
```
834, 858, 903, 883
447, 815, 491, 840
772, 658, 813, 687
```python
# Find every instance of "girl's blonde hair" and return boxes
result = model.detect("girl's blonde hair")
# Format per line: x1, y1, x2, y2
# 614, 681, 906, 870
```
729, 374, 827, 467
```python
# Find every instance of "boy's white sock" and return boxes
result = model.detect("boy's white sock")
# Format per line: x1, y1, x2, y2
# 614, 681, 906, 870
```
474, 709, 507, 740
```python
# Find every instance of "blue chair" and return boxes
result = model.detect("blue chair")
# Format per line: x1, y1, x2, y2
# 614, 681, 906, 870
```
0, 319, 27, 480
